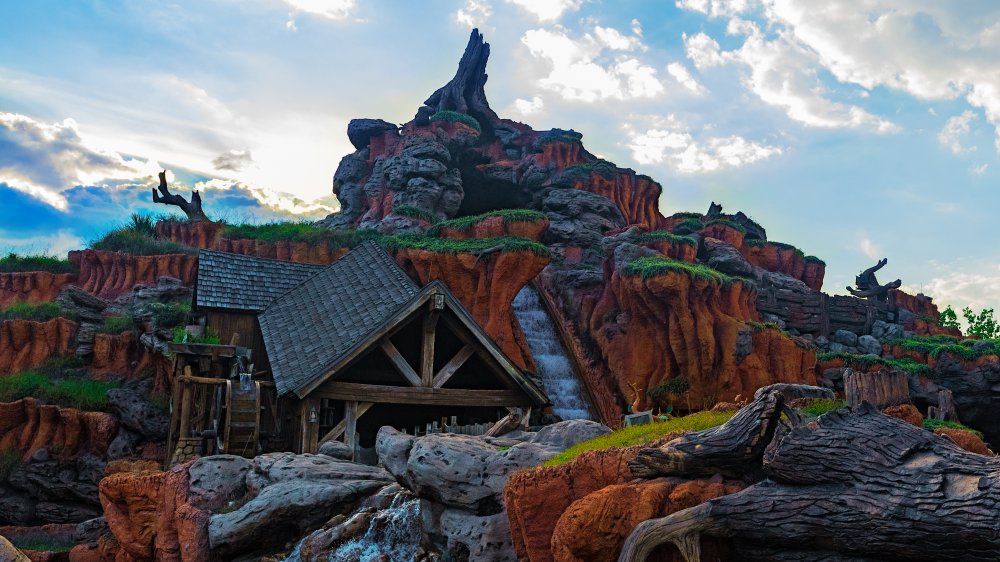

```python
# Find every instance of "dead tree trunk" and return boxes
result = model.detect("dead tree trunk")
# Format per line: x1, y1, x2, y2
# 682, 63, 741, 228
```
844, 369, 909, 409
620, 389, 1000, 562
415, 29, 500, 134
151, 170, 209, 221
927, 388, 959, 422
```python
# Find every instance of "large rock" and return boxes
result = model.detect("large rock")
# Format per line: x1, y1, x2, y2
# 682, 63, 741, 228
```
347, 118, 398, 151
106, 381, 169, 440
701, 237, 753, 277
0, 536, 29, 562
542, 188, 626, 250
317, 439, 353, 461
529, 419, 611, 452
187, 455, 251, 510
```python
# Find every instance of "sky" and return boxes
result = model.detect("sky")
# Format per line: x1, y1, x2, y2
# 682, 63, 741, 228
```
1, 0, 999, 318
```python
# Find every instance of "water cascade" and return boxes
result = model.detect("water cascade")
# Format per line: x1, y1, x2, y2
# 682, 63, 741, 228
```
512, 285, 595, 420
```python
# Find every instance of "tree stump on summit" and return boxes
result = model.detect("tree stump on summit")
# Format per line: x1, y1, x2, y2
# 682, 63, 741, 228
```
844, 369, 909, 409
620, 384, 1000, 562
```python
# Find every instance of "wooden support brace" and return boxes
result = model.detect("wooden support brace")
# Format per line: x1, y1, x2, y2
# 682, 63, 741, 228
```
380, 338, 422, 387
432, 344, 475, 388
344, 401, 358, 461
319, 402, 374, 444
421, 310, 441, 386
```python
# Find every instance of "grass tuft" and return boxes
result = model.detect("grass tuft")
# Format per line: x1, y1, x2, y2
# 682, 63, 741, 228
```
703, 218, 747, 233
428, 110, 481, 133
799, 398, 847, 417
96, 316, 134, 334
92, 213, 196, 255
894, 335, 998, 361
141, 302, 190, 329
0, 254, 77, 274
429, 209, 546, 235
0, 370, 120, 411
923, 418, 984, 438
172, 326, 221, 345
543, 410, 734, 467
391, 205, 441, 224
669, 211, 703, 220
0, 301, 76, 322
805, 255, 826, 265
221, 221, 380, 247
816, 352, 933, 376
635, 231, 697, 246
379, 235, 549, 256
622, 256, 739, 285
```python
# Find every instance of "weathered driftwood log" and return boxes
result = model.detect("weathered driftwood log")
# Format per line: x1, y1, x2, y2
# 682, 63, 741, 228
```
630, 384, 833, 479
620, 393, 1000, 562
927, 388, 959, 422
844, 369, 909, 409
151, 170, 209, 221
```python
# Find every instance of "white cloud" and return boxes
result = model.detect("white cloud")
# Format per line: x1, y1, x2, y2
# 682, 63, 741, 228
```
971, 163, 989, 175
938, 110, 978, 154
521, 26, 663, 102
511, 96, 545, 116
859, 237, 881, 260
506, 0, 581, 21
281, 0, 356, 20
689, 0, 1000, 150
455, 0, 492, 28
0, 230, 85, 257
915, 261, 1000, 318
0, 112, 158, 210
683, 32, 725, 69
666, 62, 706, 94
212, 149, 255, 172
196, 178, 336, 216
624, 115, 781, 173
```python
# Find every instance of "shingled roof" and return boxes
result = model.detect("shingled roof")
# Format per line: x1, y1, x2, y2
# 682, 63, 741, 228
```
196, 250, 325, 313
258, 242, 420, 397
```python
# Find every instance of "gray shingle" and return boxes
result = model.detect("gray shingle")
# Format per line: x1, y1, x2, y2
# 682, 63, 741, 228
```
257, 242, 420, 397
196, 250, 325, 312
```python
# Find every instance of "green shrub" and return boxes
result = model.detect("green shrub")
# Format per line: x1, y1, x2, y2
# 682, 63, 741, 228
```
379, 235, 549, 256
538, 131, 582, 144
172, 326, 221, 345
895, 335, 997, 361
669, 211, 703, 220
635, 231, 697, 246
923, 418, 984, 439
0, 371, 120, 411
141, 302, 190, 328
621, 256, 739, 285
745, 238, 768, 247
939, 306, 960, 329
0, 254, 77, 274
799, 398, 847, 417
564, 159, 617, 175
91, 229, 196, 255
745, 320, 783, 332
428, 110, 481, 133
963, 307, 999, 340
543, 410, 734, 467
221, 222, 380, 248
816, 352, 933, 376
647, 377, 690, 402
96, 316, 134, 334
671, 218, 705, 234
429, 209, 546, 235
0, 448, 20, 481
392, 205, 441, 224
704, 218, 747, 233
768, 241, 806, 258
0, 302, 75, 322
805, 255, 826, 265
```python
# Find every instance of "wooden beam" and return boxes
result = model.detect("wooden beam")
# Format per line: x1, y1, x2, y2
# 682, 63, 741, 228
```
432, 344, 475, 388
421, 311, 440, 386
344, 401, 358, 461
380, 338, 422, 387
299, 398, 320, 454
319, 402, 374, 444
314, 382, 533, 407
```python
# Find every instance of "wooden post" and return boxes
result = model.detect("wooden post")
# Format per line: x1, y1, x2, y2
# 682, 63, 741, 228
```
421, 307, 441, 387
299, 398, 320, 454
344, 400, 358, 461
178, 381, 192, 439
845, 369, 909, 409
930, 389, 959, 422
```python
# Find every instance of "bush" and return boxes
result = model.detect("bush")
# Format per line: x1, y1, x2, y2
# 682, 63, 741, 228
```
669, 211, 703, 220
646, 378, 690, 403
635, 231, 697, 246
538, 131, 582, 144
172, 326, 221, 345
96, 316, 134, 334
0, 370, 120, 411
140, 302, 190, 328
0, 301, 75, 322
391, 205, 441, 224
923, 418, 984, 439
429, 209, 546, 235
379, 235, 549, 256
91, 230, 195, 256
0, 253, 77, 274
895, 335, 997, 361
543, 410, 734, 467
621, 256, 739, 285
428, 110, 481, 133
670, 218, 705, 234
963, 307, 999, 340
939, 306, 960, 329
805, 255, 826, 265
704, 218, 747, 233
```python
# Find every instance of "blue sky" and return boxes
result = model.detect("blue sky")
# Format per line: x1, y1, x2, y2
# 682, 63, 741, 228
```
1, 0, 999, 316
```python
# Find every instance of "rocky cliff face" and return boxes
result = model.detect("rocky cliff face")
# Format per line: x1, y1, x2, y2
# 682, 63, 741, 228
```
69, 250, 198, 300
0, 318, 76, 375
0, 272, 74, 309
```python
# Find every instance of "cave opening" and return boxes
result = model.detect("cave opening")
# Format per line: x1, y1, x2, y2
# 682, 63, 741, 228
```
453, 156, 533, 217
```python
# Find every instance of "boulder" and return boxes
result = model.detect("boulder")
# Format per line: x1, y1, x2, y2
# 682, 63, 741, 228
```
106, 381, 168, 440
317, 440, 353, 461
701, 237, 753, 277
74, 516, 109, 542
107, 427, 141, 460
421, 500, 516, 562
187, 455, 252, 510
832, 329, 859, 347
347, 118, 398, 151
857, 334, 882, 356
0, 536, 29, 562
528, 419, 611, 452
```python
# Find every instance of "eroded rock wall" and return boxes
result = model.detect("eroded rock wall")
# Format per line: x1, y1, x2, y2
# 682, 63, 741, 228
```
0, 319, 76, 375
68, 251, 197, 300
0, 272, 75, 309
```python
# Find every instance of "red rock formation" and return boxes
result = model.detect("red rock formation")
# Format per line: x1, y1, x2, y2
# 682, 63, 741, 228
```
891, 289, 963, 337
561, 166, 667, 231
154, 221, 224, 250
883, 404, 924, 428
0, 273, 75, 309
90, 331, 154, 379
0, 398, 117, 461
438, 216, 548, 241
934, 428, 991, 455
69, 250, 198, 300
213, 239, 346, 265
744, 243, 825, 291
638, 238, 697, 263
0, 318, 76, 375
98, 464, 209, 562
391, 248, 548, 371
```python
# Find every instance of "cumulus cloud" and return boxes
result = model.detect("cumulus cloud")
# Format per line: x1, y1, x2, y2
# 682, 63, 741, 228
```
0, 112, 158, 210
666, 62, 706, 94
859, 237, 881, 260
971, 163, 989, 175
0, 230, 85, 257
195, 178, 337, 217
511, 96, 545, 116
282, 0, 357, 29
521, 25, 663, 102
455, 0, 492, 27
624, 115, 781, 173
212, 149, 255, 172
680, 0, 1000, 148
683, 32, 725, 70
506, 0, 582, 21
938, 110, 978, 154
912, 260, 1000, 317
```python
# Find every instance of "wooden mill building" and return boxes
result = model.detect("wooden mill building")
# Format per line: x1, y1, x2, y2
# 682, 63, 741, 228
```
183, 243, 547, 457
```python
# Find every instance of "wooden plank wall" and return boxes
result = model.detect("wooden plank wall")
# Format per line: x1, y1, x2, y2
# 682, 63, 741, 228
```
205, 311, 271, 376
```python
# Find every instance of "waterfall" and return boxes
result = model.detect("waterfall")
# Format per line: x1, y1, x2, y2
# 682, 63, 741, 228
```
512, 285, 594, 420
